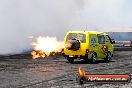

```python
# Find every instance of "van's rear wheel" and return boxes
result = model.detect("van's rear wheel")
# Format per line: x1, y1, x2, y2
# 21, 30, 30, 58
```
105, 52, 112, 62
83, 56, 89, 62
67, 57, 74, 63
90, 53, 97, 64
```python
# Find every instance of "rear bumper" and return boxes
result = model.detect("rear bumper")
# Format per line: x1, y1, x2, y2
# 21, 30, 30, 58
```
62, 53, 87, 59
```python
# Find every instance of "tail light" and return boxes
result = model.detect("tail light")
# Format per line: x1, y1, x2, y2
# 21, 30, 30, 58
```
86, 49, 89, 54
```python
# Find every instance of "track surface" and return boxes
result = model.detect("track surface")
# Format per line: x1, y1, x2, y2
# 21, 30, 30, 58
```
0, 51, 132, 88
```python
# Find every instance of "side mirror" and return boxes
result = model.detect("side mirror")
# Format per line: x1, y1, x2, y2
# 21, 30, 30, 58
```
111, 40, 115, 44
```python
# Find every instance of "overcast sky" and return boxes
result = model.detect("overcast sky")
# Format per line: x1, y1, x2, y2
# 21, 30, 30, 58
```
0, 0, 132, 54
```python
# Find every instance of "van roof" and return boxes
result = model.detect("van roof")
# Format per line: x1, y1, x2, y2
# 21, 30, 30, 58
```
67, 31, 107, 35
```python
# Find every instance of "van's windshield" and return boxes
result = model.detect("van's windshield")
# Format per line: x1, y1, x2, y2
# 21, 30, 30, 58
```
66, 33, 86, 43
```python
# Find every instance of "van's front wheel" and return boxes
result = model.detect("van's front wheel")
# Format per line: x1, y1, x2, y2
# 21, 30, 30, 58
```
67, 57, 74, 63
105, 52, 112, 62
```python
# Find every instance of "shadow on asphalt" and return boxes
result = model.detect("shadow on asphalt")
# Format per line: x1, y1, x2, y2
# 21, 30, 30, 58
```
66, 60, 115, 64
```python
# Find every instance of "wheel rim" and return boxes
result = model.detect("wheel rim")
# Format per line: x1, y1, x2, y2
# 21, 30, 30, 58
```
67, 58, 74, 63
108, 53, 111, 61
92, 54, 96, 62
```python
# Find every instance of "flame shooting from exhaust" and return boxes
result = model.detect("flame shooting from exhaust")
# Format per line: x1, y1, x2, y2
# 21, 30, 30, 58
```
31, 36, 64, 59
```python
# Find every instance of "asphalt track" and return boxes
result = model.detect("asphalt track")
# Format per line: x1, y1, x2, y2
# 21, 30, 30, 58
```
0, 50, 132, 88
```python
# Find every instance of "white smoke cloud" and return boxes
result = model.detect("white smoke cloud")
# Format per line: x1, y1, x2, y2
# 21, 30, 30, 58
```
0, 0, 131, 54
69, 0, 126, 29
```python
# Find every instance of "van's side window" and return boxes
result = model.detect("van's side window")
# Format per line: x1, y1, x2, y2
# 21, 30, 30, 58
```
106, 35, 113, 43
106, 35, 110, 42
91, 38, 96, 43
98, 35, 105, 44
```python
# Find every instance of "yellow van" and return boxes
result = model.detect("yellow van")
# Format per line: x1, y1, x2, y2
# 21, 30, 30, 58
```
63, 31, 115, 63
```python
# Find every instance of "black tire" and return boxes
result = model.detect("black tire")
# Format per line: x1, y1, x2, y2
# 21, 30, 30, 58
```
67, 57, 74, 63
90, 53, 97, 64
83, 58, 89, 62
105, 52, 112, 62
83, 56, 89, 62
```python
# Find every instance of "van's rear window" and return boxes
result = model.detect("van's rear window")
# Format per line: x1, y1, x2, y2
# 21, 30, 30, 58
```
66, 33, 86, 43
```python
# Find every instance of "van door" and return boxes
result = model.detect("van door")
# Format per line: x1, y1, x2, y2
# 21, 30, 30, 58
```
97, 34, 107, 59
89, 34, 98, 57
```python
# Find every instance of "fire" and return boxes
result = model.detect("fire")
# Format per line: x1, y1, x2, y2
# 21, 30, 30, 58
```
31, 36, 64, 59
31, 50, 47, 59
65, 42, 72, 49
78, 67, 86, 76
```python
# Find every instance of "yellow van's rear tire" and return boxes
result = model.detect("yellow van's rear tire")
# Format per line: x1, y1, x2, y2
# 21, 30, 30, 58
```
90, 53, 97, 64
84, 58, 89, 62
83, 55, 89, 62
105, 52, 112, 62
67, 57, 74, 63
